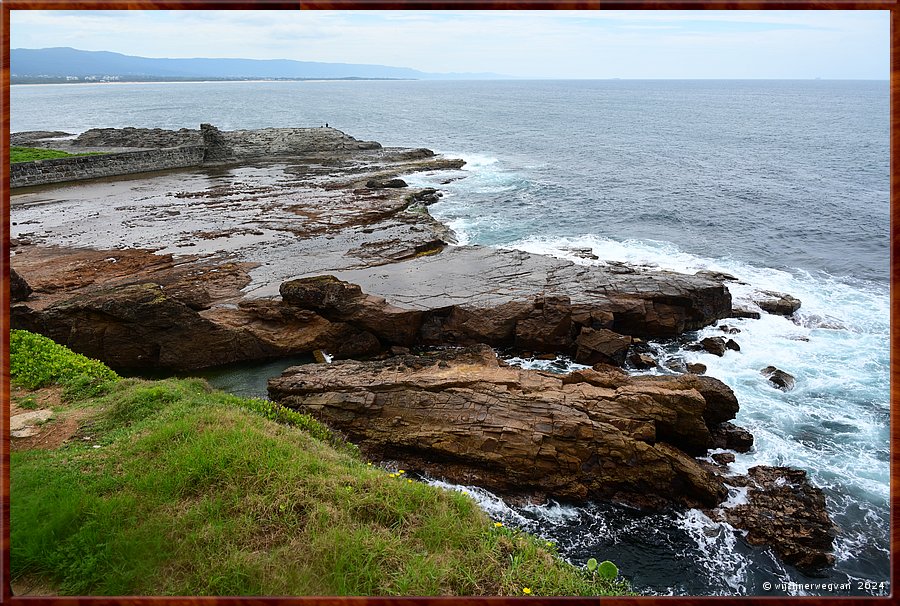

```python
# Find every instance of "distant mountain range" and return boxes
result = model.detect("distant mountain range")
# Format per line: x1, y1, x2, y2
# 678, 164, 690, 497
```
11, 47, 508, 83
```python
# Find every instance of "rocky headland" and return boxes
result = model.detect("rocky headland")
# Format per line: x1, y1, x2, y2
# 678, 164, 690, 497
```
9, 124, 832, 574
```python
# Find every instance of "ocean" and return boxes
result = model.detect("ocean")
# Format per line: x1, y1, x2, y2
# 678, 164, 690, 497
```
10, 79, 890, 596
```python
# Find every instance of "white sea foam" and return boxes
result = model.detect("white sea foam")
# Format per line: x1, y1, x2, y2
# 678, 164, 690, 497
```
493, 231, 889, 589
676, 509, 752, 595
425, 478, 529, 526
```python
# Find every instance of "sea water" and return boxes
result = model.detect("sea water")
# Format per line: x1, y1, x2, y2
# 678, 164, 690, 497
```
11, 79, 889, 595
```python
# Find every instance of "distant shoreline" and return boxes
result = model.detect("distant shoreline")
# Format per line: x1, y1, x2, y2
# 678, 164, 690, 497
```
11, 77, 416, 86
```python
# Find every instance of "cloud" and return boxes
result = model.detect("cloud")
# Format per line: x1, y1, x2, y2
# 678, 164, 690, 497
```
10, 9, 889, 79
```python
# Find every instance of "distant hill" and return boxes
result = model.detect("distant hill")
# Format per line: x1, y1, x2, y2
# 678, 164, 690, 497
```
11, 47, 507, 83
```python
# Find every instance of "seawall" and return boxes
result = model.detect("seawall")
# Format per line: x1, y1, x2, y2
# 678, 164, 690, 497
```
10, 145, 205, 189
11, 124, 384, 189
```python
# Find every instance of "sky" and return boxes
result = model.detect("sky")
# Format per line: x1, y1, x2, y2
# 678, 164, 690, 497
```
9, 10, 890, 79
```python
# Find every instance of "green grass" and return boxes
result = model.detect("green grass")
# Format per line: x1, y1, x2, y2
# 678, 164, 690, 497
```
10, 330, 121, 401
10, 330, 631, 596
10, 147, 106, 164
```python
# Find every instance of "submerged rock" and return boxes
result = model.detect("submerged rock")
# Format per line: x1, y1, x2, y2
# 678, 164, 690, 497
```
710, 452, 735, 466
269, 345, 740, 509
694, 270, 739, 282
730, 306, 762, 320
699, 337, 727, 356
761, 366, 796, 392
754, 291, 802, 316
710, 421, 754, 453
718, 466, 836, 574
628, 352, 658, 369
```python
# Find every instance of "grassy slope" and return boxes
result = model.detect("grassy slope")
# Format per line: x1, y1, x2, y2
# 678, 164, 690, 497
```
10, 330, 630, 596
10, 147, 105, 163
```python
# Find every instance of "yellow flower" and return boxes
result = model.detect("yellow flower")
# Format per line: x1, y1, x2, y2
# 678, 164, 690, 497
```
367, 462, 372, 466
546, 542, 553, 548
522, 587, 532, 595
407, 479, 413, 483
494, 522, 503, 528
398, 469, 405, 474
388, 473, 396, 478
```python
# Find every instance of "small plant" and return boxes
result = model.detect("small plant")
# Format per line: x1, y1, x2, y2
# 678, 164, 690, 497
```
17, 395, 39, 410
10, 330, 120, 400
586, 557, 619, 582
597, 560, 619, 581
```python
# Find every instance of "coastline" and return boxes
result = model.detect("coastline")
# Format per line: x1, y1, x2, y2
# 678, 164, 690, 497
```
8, 124, 843, 587
11, 78, 417, 87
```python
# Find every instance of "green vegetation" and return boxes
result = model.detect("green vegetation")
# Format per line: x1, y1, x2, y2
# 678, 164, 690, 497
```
10, 147, 105, 164
10, 330, 120, 401
10, 330, 630, 596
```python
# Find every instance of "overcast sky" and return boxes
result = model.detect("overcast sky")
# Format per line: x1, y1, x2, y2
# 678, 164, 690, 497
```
10, 10, 890, 79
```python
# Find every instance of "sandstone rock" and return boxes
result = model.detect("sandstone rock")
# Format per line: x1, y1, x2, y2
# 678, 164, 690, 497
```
694, 270, 739, 282
73, 126, 202, 148
280, 275, 365, 313
384, 178, 408, 188
200, 123, 233, 161
408, 188, 442, 205
269, 345, 735, 508
366, 178, 408, 189
710, 421, 754, 453
10, 268, 32, 302
574, 327, 632, 366
719, 466, 835, 573
700, 337, 727, 356
566, 247, 599, 260
279, 248, 732, 356
11, 280, 379, 371
10, 131, 74, 146
628, 352, 657, 369
730, 306, 762, 320
515, 295, 574, 352
687, 363, 707, 375
665, 358, 688, 373
761, 366, 796, 392
711, 452, 735, 466
224, 127, 381, 157
11, 283, 264, 370
281, 275, 421, 346
754, 291, 802, 316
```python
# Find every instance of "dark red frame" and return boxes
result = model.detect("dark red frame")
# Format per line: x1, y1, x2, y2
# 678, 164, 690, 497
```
0, 2, 896, 604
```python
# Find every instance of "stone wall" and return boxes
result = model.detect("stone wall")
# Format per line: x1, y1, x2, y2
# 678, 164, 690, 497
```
10, 146, 205, 189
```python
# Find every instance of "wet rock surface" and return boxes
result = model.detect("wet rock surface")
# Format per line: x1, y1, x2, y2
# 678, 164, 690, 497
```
10, 126, 830, 575
754, 290, 802, 316
710, 421, 754, 453
761, 365, 796, 391
699, 336, 727, 356
269, 345, 740, 508
715, 466, 836, 574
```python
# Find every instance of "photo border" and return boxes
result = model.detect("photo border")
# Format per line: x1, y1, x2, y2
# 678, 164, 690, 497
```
1, 2, 895, 604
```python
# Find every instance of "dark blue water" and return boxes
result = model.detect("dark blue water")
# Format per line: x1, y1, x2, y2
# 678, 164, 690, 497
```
11, 79, 890, 596
12, 79, 889, 283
